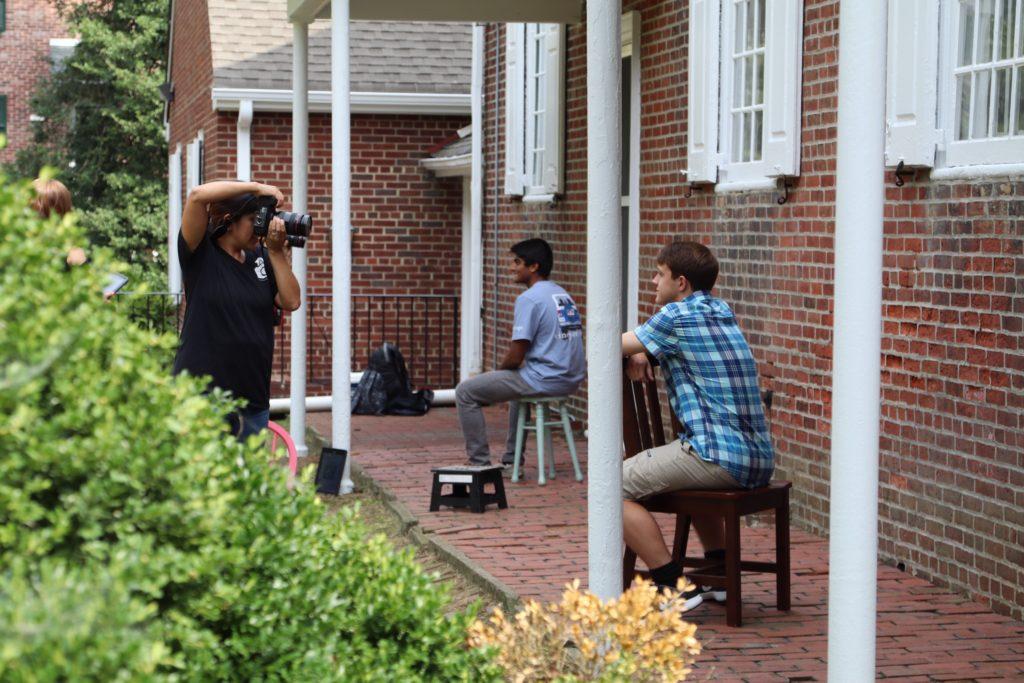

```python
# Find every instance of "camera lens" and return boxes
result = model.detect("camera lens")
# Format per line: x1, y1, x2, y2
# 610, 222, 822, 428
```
279, 211, 312, 237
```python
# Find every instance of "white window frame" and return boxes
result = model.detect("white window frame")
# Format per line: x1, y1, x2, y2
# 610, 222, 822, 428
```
505, 23, 565, 199
622, 11, 642, 330
937, 0, 1024, 169
718, 0, 771, 183
686, 0, 803, 190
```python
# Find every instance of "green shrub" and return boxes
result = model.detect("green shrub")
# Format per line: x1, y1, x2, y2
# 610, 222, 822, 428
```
0, 558, 172, 682
0, 172, 499, 681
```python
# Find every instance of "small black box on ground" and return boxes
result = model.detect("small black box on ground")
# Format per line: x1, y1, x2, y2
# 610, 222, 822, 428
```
315, 447, 348, 495
429, 465, 508, 513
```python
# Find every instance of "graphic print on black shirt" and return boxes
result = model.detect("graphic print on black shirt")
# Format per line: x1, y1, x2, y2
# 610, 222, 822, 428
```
172, 231, 278, 410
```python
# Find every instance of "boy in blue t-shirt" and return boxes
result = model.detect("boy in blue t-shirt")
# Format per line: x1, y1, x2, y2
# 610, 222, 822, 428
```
455, 239, 585, 467
620, 241, 774, 612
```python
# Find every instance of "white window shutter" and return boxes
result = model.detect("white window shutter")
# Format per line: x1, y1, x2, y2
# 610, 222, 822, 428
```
687, 0, 720, 183
885, 0, 939, 167
542, 24, 565, 195
505, 24, 526, 195
762, 0, 803, 177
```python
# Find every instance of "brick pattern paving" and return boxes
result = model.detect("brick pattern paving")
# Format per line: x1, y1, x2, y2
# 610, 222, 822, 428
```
309, 408, 1024, 681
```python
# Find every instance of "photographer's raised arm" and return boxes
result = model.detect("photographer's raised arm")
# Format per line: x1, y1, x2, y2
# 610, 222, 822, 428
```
181, 181, 284, 252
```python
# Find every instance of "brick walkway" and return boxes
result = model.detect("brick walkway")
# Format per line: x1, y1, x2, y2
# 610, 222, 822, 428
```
309, 407, 1024, 681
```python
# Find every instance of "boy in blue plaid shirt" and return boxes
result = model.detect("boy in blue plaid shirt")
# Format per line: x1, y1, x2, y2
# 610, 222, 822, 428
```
620, 241, 774, 612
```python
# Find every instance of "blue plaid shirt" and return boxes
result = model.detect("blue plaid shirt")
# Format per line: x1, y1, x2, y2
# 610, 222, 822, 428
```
634, 291, 774, 488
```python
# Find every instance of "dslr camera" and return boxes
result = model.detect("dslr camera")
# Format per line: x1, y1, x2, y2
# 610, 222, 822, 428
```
252, 196, 312, 249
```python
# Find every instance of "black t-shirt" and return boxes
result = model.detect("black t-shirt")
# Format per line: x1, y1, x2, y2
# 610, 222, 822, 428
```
172, 231, 278, 410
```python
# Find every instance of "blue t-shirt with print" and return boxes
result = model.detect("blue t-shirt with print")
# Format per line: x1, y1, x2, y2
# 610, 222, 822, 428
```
512, 280, 586, 395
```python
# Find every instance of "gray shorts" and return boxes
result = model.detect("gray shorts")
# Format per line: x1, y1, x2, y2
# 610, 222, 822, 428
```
622, 439, 740, 501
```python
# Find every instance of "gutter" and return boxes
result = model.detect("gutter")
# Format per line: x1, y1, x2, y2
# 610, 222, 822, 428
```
211, 88, 471, 115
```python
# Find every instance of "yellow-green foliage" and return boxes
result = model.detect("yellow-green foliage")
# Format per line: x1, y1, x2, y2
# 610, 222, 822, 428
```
468, 578, 701, 682
0, 172, 500, 682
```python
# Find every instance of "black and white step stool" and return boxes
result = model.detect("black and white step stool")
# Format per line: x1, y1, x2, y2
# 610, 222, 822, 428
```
429, 465, 508, 513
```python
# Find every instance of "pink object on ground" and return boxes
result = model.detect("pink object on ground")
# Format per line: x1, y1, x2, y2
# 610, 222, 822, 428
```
267, 420, 298, 478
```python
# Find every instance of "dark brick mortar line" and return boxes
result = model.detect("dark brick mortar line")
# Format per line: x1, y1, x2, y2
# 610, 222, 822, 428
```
348, 459, 522, 613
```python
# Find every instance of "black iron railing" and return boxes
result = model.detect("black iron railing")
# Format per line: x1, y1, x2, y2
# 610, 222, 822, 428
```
114, 292, 461, 396
275, 293, 460, 393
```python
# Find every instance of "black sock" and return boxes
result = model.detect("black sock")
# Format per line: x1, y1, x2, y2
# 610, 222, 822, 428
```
649, 561, 682, 589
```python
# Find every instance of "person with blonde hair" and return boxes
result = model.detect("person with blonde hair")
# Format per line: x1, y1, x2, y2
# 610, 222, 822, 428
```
31, 178, 86, 266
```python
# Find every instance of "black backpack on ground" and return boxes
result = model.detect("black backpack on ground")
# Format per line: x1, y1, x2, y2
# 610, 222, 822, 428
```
351, 343, 433, 416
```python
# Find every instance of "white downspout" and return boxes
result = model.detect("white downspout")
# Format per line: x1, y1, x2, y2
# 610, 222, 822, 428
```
236, 99, 253, 181
167, 144, 182, 294
331, 0, 355, 494
290, 20, 310, 457
586, 0, 624, 600
827, 1, 886, 680
466, 22, 485, 380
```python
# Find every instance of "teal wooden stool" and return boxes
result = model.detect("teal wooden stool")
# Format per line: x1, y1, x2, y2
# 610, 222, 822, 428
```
511, 397, 584, 485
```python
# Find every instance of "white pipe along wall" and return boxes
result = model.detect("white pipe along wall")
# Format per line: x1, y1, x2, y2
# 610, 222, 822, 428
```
289, 20, 310, 456
585, 0, 624, 601
270, 389, 456, 415
826, 0, 886, 680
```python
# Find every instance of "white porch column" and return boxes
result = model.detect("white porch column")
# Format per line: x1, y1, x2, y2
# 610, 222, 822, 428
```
465, 23, 485, 380
289, 20, 309, 457
827, 1, 887, 680
586, 0, 624, 600
331, 0, 355, 493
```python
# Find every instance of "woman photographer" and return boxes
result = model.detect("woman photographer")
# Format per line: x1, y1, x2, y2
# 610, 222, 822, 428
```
174, 180, 301, 440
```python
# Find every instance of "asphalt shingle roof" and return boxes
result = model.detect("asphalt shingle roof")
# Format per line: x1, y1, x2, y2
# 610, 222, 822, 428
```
207, 0, 471, 94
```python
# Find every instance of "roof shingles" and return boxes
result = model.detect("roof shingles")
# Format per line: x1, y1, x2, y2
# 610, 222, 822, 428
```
207, 0, 470, 94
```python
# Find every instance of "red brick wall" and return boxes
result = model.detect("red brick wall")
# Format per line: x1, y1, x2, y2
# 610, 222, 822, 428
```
251, 112, 469, 393
0, 0, 70, 164
167, 0, 218, 170
481, 1, 1023, 620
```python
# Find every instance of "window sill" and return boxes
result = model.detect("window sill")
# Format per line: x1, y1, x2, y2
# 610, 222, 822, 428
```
930, 163, 1024, 180
520, 193, 557, 204
713, 178, 777, 193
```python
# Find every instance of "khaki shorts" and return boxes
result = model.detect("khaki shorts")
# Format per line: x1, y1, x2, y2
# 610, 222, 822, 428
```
622, 439, 740, 501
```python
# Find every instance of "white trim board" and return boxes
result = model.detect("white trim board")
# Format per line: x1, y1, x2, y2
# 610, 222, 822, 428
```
420, 153, 471, 177
211, 88, 471, 115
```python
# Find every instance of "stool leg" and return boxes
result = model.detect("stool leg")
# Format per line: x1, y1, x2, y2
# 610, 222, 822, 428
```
776, 498, 791, 611
493, 473, 509, 509
547, 423, 555, 480
536, 402, 547, 485
725, 510, 742, 627
512, 402, 527, 483
560, 402, 583, 481
470, 477, 484, 513
429, 475, 442, 512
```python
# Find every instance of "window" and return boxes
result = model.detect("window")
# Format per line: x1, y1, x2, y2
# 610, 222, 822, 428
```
886, 0, 1024, 171
0, 95, 7, 137
505, 23, 566, 198
726, 0, 766, 165
945, 0, 1024, 166
687, 0, 803, 187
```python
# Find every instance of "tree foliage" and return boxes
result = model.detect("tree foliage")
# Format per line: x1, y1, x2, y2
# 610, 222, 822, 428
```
6, 0, 169, 288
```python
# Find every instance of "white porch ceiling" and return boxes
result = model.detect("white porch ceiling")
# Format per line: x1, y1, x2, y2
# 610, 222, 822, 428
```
288, 0, 583, 24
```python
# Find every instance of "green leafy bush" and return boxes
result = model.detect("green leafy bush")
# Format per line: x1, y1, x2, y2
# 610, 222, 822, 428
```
0, 173, 499, 681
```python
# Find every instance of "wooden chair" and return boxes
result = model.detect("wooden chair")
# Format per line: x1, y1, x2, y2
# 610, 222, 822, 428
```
621, 360, 791, 627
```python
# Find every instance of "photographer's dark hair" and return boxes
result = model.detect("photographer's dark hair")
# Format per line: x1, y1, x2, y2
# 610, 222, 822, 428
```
657, 241, 719, 292
511, 238, 554, 278
208, 191, 257, 237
